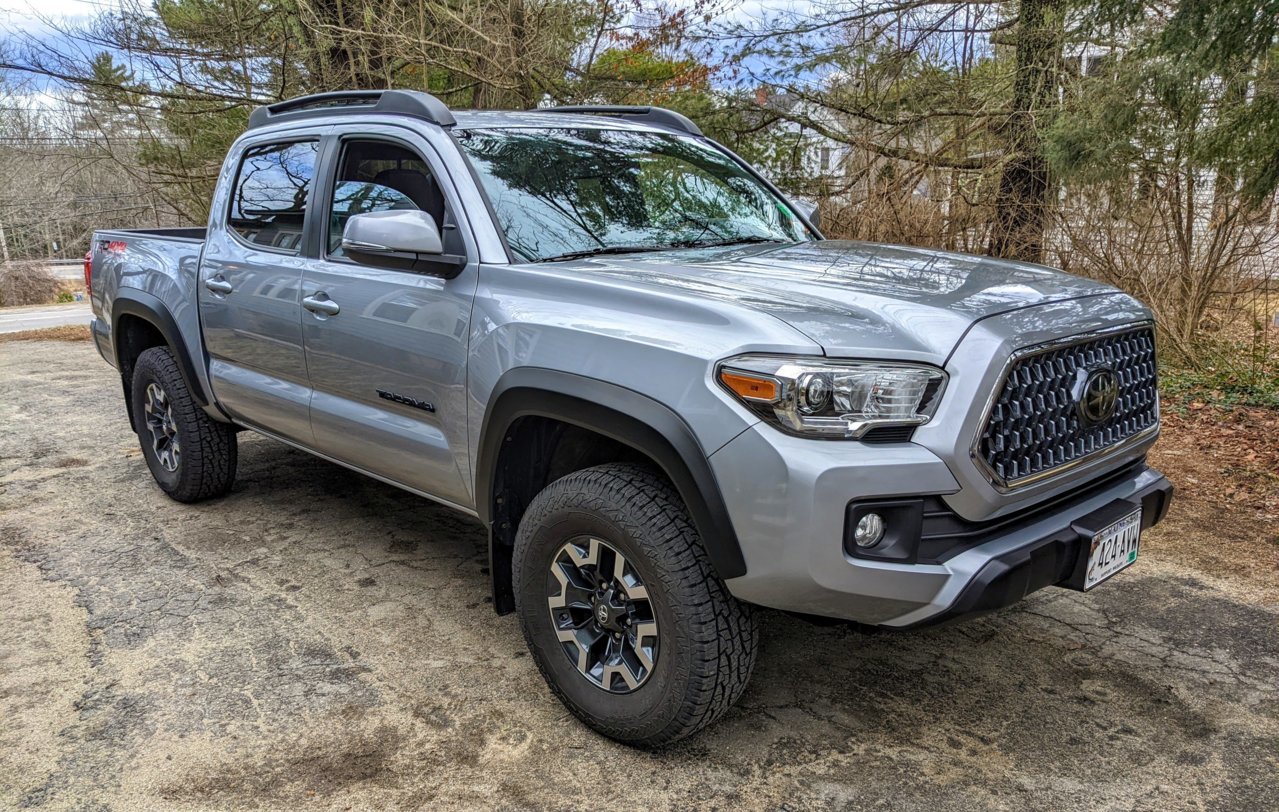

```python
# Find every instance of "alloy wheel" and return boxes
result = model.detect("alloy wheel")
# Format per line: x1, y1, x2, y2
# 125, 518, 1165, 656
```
143, 382, 181, 472
546, 536, 658, 693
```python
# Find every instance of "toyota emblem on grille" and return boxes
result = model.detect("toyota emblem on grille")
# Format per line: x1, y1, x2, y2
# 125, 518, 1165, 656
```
1074, 367, 1120, 425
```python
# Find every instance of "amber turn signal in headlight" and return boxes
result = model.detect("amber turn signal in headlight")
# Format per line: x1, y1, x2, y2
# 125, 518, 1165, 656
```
719, 370, 779, 402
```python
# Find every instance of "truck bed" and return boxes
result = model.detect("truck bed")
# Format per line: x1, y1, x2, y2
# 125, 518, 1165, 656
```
88, 228, 210, 399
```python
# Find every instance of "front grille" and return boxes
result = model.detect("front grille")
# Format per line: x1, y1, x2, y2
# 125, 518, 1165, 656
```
976, 325, 1159, 487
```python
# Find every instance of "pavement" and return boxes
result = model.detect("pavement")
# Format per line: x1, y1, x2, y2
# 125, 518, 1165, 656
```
1, 339, 1276, 811
47, 261, 85, 282
0, 302, 91, 333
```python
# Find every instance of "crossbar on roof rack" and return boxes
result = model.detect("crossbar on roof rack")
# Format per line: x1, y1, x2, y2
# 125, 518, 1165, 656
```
525, 105, 703, 136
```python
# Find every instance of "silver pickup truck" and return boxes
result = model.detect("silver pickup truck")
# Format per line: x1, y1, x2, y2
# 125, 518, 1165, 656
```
87, 90, 1173, 746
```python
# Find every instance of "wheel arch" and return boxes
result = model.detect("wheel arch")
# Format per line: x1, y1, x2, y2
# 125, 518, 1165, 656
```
476, 368, 747, 614
112, 290, 214, 422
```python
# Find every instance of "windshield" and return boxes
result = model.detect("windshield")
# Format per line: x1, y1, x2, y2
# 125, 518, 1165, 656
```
456, 127, 812, 262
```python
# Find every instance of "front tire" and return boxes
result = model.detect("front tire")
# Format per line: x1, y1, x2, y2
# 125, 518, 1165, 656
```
130, 346, 237, 502
513, 463, 758, 746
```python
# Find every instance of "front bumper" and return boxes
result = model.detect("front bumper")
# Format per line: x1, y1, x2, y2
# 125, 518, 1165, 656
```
710, 423, 1173, 627
896, 473, 1172, 628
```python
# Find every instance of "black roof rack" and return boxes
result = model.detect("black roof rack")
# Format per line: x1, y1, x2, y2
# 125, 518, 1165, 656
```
526, 105, 703, 136
247, 90, 456, 130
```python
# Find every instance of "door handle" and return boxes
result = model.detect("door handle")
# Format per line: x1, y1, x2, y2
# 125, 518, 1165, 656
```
204, 276, 233, 295
302, 293, 340, 316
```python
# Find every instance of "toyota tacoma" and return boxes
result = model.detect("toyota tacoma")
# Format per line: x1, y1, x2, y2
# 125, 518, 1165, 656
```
86, 90, 1173, 746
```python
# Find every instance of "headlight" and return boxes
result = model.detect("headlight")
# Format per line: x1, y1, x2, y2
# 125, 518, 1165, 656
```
716, 355, 946, 439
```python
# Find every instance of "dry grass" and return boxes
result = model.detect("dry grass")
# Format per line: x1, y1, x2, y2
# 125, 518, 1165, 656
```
0, 325, 92, 343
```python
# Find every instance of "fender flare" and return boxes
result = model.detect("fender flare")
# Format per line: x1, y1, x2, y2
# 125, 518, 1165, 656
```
112, 289, 213, 408
476, 368, 748, 582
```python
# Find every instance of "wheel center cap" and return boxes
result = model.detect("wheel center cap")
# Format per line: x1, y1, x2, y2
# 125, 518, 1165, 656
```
592, 588, 627, 631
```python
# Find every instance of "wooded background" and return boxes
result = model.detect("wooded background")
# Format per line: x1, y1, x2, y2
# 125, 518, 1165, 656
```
1, 0, 1276, 373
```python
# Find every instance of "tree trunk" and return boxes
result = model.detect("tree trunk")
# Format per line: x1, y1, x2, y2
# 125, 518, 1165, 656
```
987, 0, 1065, 263
509, 0, 534, 108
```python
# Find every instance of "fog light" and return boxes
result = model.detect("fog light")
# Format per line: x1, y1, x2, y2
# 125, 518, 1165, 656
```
854, 513, 886, 547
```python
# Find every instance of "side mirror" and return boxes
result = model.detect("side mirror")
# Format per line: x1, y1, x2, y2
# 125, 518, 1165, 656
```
793, 199, 821, 232
343, 209, 443, 255
341, 210, 465, 278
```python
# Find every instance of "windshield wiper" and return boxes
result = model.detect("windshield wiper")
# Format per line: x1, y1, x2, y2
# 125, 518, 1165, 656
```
534, 245, 670, 263
671, 235, 787, 249
534, 236, 787, 262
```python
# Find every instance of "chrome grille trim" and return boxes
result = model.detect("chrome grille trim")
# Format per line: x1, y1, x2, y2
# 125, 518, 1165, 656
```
970, 322, 1160, 491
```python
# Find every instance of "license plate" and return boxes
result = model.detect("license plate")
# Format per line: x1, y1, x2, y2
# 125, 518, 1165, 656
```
1084, 509, 1142, 590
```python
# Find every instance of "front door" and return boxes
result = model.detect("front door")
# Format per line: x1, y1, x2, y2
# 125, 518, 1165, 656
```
300, 131, 478, 508
199, 136, 322, 443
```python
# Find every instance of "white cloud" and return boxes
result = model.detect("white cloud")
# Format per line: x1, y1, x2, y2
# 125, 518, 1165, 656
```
652, 0, 817, 30
0, 0, 117, 16
10, 86, 71, 106
0, 0, 121, 33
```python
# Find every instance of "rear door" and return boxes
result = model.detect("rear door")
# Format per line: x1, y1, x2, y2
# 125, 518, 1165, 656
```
200, 133, 325, 443
299, 126, 479, 508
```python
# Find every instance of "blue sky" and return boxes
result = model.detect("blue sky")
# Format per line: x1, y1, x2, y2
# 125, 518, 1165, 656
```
2, 1, 117, 105
1, 0, 822, 101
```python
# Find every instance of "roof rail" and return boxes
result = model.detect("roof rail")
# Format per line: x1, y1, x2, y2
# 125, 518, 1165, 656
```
526, 105, 703, 136
247, 90, 456, 130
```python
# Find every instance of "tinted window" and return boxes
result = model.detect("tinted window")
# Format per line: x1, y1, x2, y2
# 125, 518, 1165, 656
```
328, 141, 444, 256
456, 128, 811, 261
228, 141, 318, 252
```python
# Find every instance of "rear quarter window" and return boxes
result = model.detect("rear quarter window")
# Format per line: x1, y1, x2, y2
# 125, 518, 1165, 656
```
228, 141, 319, 253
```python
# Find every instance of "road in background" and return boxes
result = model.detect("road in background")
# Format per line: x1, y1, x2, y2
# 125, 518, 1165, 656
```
0, 303, 91, 334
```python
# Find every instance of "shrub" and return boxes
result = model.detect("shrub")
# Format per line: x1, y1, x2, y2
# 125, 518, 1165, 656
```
0, 261, 62, 307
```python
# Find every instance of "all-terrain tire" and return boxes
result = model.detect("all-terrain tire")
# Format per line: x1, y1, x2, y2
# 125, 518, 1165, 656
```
130, 346, 237, 502
513, 462, 759, 747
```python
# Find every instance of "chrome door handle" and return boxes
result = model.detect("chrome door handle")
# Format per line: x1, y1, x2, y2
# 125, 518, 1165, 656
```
302, 294, 340, 316
204, 276, 233, 295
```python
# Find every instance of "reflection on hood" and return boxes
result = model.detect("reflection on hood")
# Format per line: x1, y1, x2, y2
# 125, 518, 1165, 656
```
556, 240, 1123, 358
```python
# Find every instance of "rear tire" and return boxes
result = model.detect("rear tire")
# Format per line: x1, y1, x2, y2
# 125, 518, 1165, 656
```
513, 463, 758, 746
130, 346, 237, 502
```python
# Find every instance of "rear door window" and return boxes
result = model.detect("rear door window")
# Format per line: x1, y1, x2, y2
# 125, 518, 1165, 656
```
228, 141, 319, 253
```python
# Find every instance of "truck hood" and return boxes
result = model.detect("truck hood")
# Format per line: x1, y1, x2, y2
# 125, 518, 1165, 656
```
559, 240, 1121, 360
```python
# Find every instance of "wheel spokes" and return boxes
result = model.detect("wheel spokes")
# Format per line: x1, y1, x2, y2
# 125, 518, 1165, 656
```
143, 383, 180, 472
546, 536, 658, 693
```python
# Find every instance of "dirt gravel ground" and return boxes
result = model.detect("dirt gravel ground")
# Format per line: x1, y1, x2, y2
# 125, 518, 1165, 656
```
2, 340, 1277, 811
